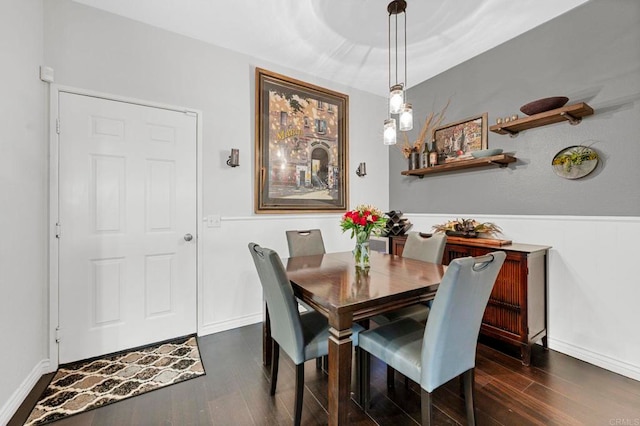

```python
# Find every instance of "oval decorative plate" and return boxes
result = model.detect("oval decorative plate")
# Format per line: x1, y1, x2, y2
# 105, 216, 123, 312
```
551, 145, 598, 179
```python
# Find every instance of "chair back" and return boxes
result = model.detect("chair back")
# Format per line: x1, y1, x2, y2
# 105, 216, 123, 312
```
402, 232, 447, 264
248, 243, 306, 364
286, 229, 326, 257
420, 251, 506, 392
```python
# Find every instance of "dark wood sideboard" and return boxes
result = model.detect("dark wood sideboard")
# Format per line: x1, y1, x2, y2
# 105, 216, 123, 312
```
389, 234, 550, 365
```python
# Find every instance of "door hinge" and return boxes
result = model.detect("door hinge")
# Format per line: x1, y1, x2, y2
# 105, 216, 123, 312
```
55, 222, 61, 239
55, 327, 61, 343
56, 118, 60, 134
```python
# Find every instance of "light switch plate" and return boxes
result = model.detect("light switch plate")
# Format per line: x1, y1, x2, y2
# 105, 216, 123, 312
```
207, 215, 221, 228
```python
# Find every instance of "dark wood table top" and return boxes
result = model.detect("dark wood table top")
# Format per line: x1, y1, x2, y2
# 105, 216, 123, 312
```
285, 250, 445, 323
278, 250, 446, 425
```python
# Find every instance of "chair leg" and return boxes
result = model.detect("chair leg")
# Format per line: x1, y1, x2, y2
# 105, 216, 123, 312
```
462, 368, 476, 426
315, 355, 329, 371
354, 347, 362, 406
421, 388, 433, 426
386, 365, 395, 389
294, 363, 305, 426
362, 351, 371, 411
270, 341, 279, 396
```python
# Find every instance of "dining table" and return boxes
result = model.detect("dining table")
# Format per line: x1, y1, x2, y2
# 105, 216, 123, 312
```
262, 250, 445, 425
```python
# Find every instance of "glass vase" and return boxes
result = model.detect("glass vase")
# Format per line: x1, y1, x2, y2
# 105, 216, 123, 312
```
353, 234, 371, 269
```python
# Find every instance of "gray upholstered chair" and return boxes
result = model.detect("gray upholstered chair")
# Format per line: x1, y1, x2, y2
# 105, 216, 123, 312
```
374, 232, 448, 388
248, 243, 363, 426
373, 232, 447, 325
286, 229, 326, 313
359, 251, 506, 426
286, 229, 326, 257
285, 229, 328, 369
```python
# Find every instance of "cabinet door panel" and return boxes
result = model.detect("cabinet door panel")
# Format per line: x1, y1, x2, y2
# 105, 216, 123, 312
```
444, 244, 476, 264
492, 258, 523, 306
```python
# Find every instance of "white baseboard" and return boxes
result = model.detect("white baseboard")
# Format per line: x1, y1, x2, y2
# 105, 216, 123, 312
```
549, 338, 640, 381
198, 313, 262, 337
0, 359, 49, 425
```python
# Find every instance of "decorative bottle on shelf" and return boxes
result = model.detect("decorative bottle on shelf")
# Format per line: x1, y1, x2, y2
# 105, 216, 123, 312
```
422, 141, 429, 168
428, 141, 438, 167
409, 148, 420, 170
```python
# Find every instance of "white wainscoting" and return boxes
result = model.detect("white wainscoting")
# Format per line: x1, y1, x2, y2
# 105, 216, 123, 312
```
405, 213, 640, 381
198, 214, 356, 337
197, 213, 640, 381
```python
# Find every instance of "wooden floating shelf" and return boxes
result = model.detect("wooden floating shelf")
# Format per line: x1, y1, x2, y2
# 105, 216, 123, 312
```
401, 154, 517, 178
489, 102, 594, 137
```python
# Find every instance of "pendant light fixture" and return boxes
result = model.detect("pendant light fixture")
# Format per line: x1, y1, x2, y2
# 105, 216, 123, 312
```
383, 118, 397, 145
384, 0, 412, 144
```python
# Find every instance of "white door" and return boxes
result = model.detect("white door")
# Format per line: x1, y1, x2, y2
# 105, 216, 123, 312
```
57, 92, 197, 363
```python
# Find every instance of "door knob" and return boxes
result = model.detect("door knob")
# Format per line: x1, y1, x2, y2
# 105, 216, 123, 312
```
184, 233, 193, 242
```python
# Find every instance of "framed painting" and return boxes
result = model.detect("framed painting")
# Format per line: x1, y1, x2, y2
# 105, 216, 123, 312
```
433, 113, 488, 162
255, 68, 349, 213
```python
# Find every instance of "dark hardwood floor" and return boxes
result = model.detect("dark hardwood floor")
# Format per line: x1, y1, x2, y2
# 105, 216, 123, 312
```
11, 323, 640, 425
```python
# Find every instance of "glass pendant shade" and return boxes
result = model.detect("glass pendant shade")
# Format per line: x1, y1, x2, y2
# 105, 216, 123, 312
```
399, 103, 413, 131
389, 84, 404, 114
383, 118, 397, 145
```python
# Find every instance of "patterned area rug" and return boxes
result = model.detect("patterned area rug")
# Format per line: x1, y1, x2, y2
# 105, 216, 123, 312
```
25, 335, 205, 425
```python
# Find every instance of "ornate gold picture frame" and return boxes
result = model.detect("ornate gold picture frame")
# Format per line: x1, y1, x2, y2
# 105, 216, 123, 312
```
255, 68, 349, 213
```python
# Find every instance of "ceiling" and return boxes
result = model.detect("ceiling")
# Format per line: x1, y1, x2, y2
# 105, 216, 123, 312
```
72, 0, 588, 97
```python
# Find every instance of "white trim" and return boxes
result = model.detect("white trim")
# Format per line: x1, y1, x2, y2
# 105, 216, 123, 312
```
404, 212, 640, 223
48, 85, 60, 370
221, 213, 640, 224
195, 103, 205, 352
198, 313, 263, 336
549, 338, 640, 381
0, 359, 49, 425
221, 214, 343, 222
48, 84, 203, 370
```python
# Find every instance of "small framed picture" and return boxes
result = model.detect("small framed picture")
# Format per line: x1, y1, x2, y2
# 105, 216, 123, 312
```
433, 113, 488, 161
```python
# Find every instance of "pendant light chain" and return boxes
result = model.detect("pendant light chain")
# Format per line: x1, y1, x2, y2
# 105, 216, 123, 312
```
384, 0, 412, 144
388, 12, 391, 119
403, 10, 407, 101
395, 11, 399, 87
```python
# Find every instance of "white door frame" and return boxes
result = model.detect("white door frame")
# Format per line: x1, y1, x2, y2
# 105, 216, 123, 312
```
48, 85, 204, 372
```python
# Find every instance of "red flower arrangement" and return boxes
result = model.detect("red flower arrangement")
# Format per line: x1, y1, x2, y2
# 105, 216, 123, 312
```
340, 204, 387, 242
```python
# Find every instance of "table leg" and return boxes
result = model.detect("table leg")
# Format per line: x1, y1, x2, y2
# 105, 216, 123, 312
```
328, 325, 353, 426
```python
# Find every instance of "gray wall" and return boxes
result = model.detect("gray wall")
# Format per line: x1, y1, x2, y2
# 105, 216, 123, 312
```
43, 0, 389, 220
0, 0, 47, 418
40, 0, 390, 372
390, 0, 640, 216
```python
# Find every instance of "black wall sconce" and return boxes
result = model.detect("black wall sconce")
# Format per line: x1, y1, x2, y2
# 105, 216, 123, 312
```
227, 149, 239, 167
355, 162, 367, 177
